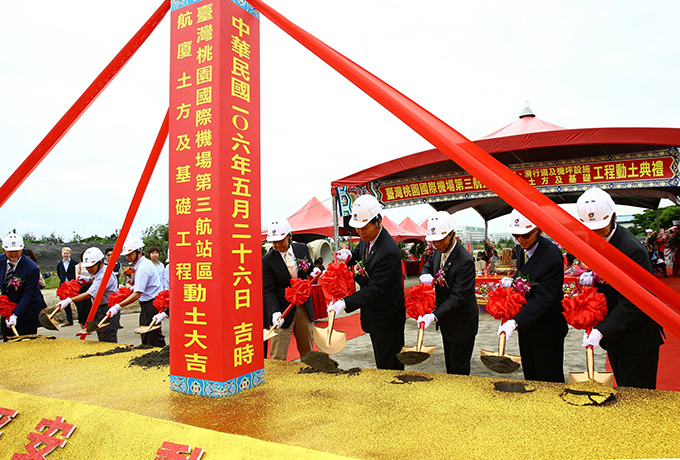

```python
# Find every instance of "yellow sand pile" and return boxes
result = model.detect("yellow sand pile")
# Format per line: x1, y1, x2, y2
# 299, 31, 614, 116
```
1, 337, 680, 459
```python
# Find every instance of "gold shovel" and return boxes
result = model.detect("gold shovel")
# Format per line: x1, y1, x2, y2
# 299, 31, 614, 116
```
134, 319, 161, 334
263, 302, 295, 341
568, 345, 614, 386
38, 308, 60, 331
397, 322, 436, 365
313, 310, 346, 355
481, 321, 521, 373
86, 316, 111, 333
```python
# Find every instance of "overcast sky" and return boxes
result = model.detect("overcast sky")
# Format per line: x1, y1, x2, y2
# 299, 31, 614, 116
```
1, 0, 679, 242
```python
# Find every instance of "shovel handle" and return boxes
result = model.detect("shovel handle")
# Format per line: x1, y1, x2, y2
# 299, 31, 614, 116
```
415, 323, 425, 352
48, 308, 60, 320
10, 325, 19, 337
498, 332, 507, 356
586, 345, 595, 380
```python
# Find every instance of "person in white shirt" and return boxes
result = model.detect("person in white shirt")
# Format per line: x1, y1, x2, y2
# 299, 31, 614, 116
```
106, 237, 165, 347
55, 247, 119, 342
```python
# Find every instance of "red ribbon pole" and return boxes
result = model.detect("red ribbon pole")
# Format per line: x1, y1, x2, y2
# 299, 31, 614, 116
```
81, 110, 169, 339
247, 0, 680, 339
0, 1, 169, 208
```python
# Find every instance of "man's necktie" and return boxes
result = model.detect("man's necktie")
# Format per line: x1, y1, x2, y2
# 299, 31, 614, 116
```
440, 253, 447, 269
5, 263, 15, 289
285, 252, 296, 279
524, 252, 530, 264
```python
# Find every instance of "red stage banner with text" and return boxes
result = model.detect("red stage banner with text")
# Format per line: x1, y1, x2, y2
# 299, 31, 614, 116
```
169, 0, 262, 397
335, 148, 679, 212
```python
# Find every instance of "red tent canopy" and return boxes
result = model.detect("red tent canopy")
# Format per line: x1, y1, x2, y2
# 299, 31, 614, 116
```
381, 215, 406, 240
397, 217, 428, 242
261, 197, 345, 243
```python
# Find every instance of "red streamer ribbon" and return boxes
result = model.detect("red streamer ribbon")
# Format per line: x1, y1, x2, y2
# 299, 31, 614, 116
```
486, 287, 526, 322
153, 290, 170, 313
285, 278, 313, 306
405, 283, 436, 319
562, 286, 607, 331
0, 295, 17, 319
56, 279, 81, 300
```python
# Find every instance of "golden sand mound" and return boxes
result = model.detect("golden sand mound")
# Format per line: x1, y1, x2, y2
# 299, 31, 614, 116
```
2, 337, 680, 459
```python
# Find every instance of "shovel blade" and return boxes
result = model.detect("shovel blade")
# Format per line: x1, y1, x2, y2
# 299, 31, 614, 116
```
313, 326, 346, 355
38, 310, 59, 331
480, 349, 522, 373
568, 371, 614, 387
263, 327, 279, 342
134, 324, 161, 334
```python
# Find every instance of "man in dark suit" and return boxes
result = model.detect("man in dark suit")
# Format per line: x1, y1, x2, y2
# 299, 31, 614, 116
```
329, 195, 406, 370
418, 211, 478, 375
500, 209, 568, 383
1, 234, 42, 340
262, 218, 317, 360
56, 246, 76, 325
578, 187, 664, 389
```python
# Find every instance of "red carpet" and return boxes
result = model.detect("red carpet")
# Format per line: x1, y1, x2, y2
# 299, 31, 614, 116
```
605, 270, 680, 391
266, 313, 365, 361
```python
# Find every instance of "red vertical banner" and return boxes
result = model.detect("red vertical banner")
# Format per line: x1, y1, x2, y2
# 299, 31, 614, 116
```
169, 0, 262, 397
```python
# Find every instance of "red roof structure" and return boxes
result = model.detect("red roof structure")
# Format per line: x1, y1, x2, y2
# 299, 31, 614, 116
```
397, 217, 428, 242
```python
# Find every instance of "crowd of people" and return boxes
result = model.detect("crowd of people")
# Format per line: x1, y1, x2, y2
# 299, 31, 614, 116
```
0, 236, 169, 346
0, 186, 668, 389
262, 188, 666, 389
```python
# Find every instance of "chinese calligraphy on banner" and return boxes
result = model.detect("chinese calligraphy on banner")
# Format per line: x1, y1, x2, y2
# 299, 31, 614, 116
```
169, 0, 263, 397
336, 148, 680, 213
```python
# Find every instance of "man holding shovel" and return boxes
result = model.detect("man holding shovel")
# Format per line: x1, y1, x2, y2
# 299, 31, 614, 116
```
0, 233, 42, 340
577, 187, 664, 389
418, 211, 478, 375
329, 195, 406, 370
499, 210, 568, 382
262, 218, 317, 360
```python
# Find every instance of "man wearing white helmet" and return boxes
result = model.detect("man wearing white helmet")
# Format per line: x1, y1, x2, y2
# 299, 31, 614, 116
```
0, 233, 42, 340
54, 247, 120, 342
418, 211, 479, 375
500, 209, 568, 383
106, 236, 165, 347
262, 218, 317, 360
577, 187, 664, 389
329, 195, 406, 370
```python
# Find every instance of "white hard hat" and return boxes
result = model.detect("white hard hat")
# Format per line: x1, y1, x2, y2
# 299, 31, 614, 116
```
267, 218, 292, 242
81, 247, 105, 268
121, 236, 145, 255
507, 209, 537, 235
2, 233, 24, 251
426, 211, 457, 242
577, 187, 615, 230
348, 195, 382, 228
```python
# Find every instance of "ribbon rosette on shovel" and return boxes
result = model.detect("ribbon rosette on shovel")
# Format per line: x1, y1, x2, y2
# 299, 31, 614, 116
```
562, 287, 613, 386
398, 283, 437, 365
480, 284, 526, 373
108, 286, 133, 307
263, 278, 313, 341
0, 295, 19, 336
314, 262, 350, 354
56, 279, 81, 300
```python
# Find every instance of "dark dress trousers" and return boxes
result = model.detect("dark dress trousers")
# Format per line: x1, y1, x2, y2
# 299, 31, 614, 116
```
262, 242, 314, 329
421, 242, 479, 375
345, 228, 406, 370
1, 255, 43, 340
512, 236, 568, 382
595, 225, 664, 389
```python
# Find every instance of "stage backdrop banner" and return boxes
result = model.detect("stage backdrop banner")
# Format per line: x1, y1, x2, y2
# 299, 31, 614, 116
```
335, 147, 679, 213
169, 0, 263, 397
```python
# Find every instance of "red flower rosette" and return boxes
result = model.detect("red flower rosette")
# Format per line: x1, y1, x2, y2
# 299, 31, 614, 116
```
0, 295, 17, 319
285, 278, 312, 306
319, 262, 354, 302
485, 287, 526, 322
153, 290, 170, 313
405, 283, 436, 319
562, 286, 607, 332
56, 279, 81, 300
108, 286, 133, 306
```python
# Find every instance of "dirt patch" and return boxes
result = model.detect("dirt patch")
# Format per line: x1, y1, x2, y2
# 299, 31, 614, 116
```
390, 374, 433, 384
6, 335, 55, 342
494, 381, 535, 393
128, 345, 170, 369
75, 344, 153, 359
298, 351, 361, 376
561, 381, 617, 406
